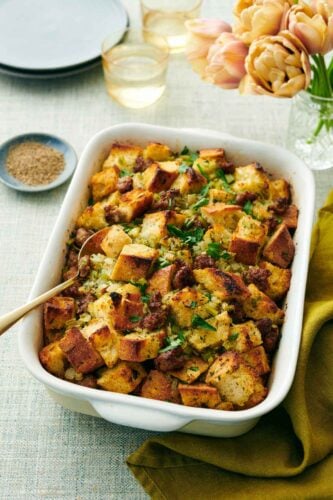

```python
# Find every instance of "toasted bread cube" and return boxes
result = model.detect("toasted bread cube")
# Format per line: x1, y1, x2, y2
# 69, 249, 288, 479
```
168, 288, 209, 327
229, 215, 268, 265
252, 200, 272, 221
179, 383, 222, 409
215, 401, 234, 410
140, 210, 185, 244
111, 288, 144, 331
143, 143, 172, 161
282, 204, 298, 230
209, 188, 235, 204
44, 297, 75, 331
171, 168, 207, 194
117, 189, 153, 222
243, 284, 284, 324
269, 179, 291, 202
169, 356, 209, 383
76, 201, 108, 230
143, 162, 179, 192
97, 361, 146, 393
223, 321, 262, 352
148, 264, 177, 296
90, 166, 119, 201
259, 261, 291, 301
241, 346, 270, 376
201, 203, 243, 229
205, 351, 267, 409
83, 319, 120, 368
193, 149, 228, 177
111, 244, 158, 282
140, 370, 180, 403
188, 311, 231, 351
203, 224, 233, 248
193, 268, 250, 302
59, 327, 104, 374
119, 330, 166, 362
199, 148, 226, 161
103, 143, 143, 169
88, 294, 113, 322
233, 163, 269, 195
263, 224, 295, 268
39, 341, 67, 378
100, 225, 132, 258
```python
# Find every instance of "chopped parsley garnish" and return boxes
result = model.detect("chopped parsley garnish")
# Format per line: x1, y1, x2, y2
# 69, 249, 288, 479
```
192, 315, 217, 331
181, 146, 189, 155
121, 221, 138, 233
216, 169, 233, 192
243, 200, 253, 215
207, 242, 232, 260
179, 163, 189, 174
159, 330, 185, 353
189, 366, 199, 371
276, 216, 283, 224
229, 333, 239, 341
197, 163, 209, 180
200, 182, 210, 197
155, 257, 171, 269
190, 301, 197, 309
167, 224, 204, 246
129, 316, 141, 323
192, 197, 209, 210
119, 168, 131, 178
129, 280, 147, 295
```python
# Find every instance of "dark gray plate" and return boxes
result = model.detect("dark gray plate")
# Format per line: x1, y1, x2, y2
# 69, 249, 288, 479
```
0, 132, 77, 192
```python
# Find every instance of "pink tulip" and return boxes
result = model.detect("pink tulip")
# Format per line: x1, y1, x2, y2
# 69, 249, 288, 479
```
311, 0, 333, 20
185, 18, 232, 75
204, 33, 249, 89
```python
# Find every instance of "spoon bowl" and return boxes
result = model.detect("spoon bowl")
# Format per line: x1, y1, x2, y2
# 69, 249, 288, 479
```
0, 227, 110, 336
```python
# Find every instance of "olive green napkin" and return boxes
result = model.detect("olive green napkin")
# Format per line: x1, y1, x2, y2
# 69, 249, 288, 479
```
127, 191, 333, 499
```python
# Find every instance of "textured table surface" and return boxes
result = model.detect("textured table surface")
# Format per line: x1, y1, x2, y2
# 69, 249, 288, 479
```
0, 1, 332, 499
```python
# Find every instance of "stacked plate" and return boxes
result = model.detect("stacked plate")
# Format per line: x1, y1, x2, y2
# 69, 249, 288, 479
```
0, 0, 128, 79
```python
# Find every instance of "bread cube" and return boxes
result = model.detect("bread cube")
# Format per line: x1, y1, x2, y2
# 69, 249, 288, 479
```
179, 383, 222, 409
97, 361, 146, 393
269, 178, 291, 202
111, 288, 144, 331
188, 311, 231, 351
209, 188, 235, 204
233, 163, 269, 195
148, 264, 176, 296
116, 189, 153, 222
44, 296, 75, 331
140, 370, 180, 403
59, 327, 104, 374
229, 215, 268, 265
199, 148, 226, 162
90, 166, 119, 201
103, 143, 143, 169
111, 244, 158, 281
193, 268, 250, 302
205, 351, 267, 409
88, 294, 113, 322
143, 143, 172, 161
171, 168, 207, 194
241, 346, 270, 376
282, 204, 298, 230
243, 284, 284, 324
223, 321, 262, 352
168, 288, 209, 327
100, 225, 132, 258
203, 224, 233, 248
169, 356, 209, 383
259, 261, 291, 301
76, 201, 108, 230
201, 203, 243, 230
143, 162, 179, 192
39, 341, 67, 378
83, 319, 120, 368
140, 210, 185, 244
119, 330, 166, 362
263, 224, 295, 268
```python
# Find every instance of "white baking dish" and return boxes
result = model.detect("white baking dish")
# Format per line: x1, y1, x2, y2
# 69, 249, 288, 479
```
18, 123, 315, 437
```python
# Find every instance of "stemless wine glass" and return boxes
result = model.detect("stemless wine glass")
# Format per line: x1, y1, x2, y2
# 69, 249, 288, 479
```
141, 0, 203, 54
101, 28, 169, 109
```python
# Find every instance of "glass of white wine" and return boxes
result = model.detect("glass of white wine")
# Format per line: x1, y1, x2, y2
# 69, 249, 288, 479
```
101, 28, 169, 109
141, 0, 203, 54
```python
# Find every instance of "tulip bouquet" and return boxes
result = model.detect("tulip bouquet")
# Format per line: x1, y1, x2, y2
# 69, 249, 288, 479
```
186, 0, 333, 144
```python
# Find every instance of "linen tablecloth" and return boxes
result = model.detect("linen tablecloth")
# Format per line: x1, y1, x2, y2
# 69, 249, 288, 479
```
0, 1, 332, 498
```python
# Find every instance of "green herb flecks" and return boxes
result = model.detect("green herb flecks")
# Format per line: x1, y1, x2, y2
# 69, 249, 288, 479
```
243, 200, 253, 216
192, 315, 217, 331
155, 257, 171, 269
179, 163, 189, 174
159, 330, 185, 353
129, 316, 141, 323
192, 197, 209, 211
207, 242, 231, 260
167, 224, 204, 247
228, 333, 239, 341
216, 169, 233, 192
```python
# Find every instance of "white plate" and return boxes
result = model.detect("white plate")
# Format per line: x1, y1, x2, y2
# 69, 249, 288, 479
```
0, 58, 101, 80
0, 0, 127, 71
19, 124, 315, 437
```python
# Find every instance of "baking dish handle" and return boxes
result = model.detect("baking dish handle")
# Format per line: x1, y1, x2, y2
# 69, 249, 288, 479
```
91, 400, 192, 432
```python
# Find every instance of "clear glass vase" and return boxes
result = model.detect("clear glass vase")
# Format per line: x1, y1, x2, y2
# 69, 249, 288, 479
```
286, 91, 333, 170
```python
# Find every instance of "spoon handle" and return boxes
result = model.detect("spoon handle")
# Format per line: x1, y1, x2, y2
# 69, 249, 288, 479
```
0, 277, 75, 336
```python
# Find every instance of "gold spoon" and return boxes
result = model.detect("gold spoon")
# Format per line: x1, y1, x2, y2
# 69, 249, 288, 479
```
0, 227, 110, 336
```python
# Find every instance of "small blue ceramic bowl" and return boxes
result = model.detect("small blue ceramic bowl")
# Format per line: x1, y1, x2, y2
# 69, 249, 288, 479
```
0, 132, 77, 192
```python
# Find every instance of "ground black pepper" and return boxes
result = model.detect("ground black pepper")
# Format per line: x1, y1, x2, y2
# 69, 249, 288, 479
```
6, 141, 65, 185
